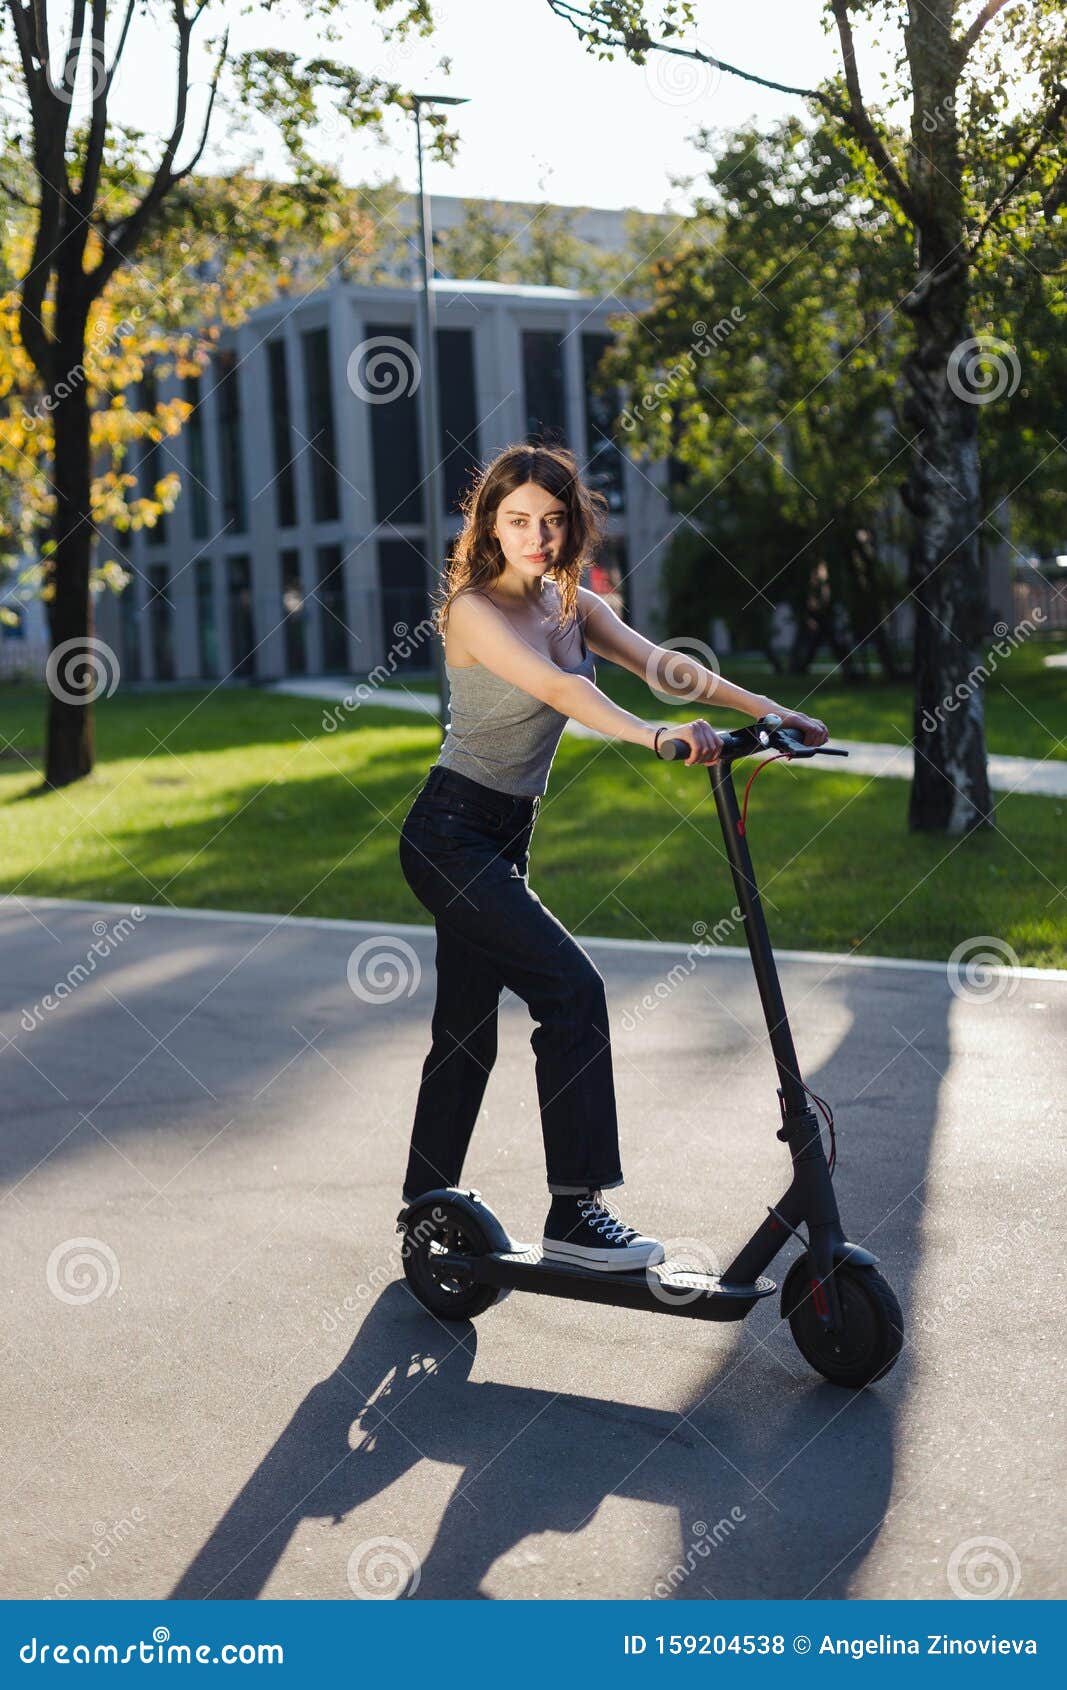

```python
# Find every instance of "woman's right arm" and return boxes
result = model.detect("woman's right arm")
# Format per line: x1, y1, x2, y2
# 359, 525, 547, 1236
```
449, 593, 723, 760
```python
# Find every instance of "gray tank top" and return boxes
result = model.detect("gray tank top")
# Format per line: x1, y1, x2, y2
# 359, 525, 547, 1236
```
434, 608, 595, 797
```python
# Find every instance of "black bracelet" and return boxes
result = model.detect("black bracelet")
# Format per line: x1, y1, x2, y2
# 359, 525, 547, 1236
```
653, 725, 667, 757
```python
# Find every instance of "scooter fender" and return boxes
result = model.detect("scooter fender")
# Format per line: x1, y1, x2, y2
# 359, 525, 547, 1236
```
395, 1186, 516, 1254
833, 1240, 879, 1269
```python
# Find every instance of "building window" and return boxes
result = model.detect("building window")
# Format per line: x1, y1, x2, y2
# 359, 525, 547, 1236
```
195, 557, 217, 677
146, 564, 174, 680
227, 555, 256, 677
268, 338, 298, 529
301, 327, 340, 522
378, 540, 430, 674
214, 349, 247, 533
183, 374, 210, 538
281, 548, 307, 675
140, 364, 166, 545
314, 543, 349, 671
366, 322, 423, 525
581, 332, 626, 514
119, 576, 142, 683
522, 329, 567, 446
437, 327, 479, 514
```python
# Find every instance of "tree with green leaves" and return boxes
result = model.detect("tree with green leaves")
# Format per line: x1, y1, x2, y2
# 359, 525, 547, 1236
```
1, 0, 452, 788
547, 0, 1067, 834
595, 115, 915, 678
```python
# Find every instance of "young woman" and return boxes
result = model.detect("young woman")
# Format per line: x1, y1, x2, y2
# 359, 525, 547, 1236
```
397, 443, 828, 1272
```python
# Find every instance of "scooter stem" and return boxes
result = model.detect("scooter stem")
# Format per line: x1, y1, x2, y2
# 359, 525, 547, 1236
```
708, 757, 847, 1300
708, 759, 807, 1117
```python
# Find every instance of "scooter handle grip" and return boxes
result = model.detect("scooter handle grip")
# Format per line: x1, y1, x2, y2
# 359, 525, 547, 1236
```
654, 736, 694, 761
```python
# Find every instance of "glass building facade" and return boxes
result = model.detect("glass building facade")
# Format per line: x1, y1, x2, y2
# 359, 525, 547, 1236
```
100, 278, 665, 685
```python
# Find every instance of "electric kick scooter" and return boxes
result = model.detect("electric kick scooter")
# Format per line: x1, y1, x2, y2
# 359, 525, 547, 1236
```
397, 715, 903, 1388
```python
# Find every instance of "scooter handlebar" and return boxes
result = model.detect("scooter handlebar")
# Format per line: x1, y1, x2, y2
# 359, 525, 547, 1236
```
654, 714, 850, 765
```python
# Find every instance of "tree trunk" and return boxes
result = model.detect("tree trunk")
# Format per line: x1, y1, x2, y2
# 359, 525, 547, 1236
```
903, 0, 993, 834
45, 316, 97, 789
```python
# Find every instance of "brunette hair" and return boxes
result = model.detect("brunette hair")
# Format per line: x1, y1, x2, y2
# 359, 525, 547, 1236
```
434, 443, 608, 636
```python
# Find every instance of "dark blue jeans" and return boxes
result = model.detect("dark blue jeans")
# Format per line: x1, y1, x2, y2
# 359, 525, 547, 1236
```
397, 764, 624, 1202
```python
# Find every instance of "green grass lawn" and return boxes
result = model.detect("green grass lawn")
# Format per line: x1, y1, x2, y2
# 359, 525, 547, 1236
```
1, 670, 1063, 966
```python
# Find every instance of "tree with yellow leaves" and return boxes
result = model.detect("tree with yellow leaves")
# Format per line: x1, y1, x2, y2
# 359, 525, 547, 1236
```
1, 0, 451, 786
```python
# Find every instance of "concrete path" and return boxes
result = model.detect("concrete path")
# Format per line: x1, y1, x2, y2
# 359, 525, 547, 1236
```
2, 895, 1064, 1601
268, 679, 1067, 798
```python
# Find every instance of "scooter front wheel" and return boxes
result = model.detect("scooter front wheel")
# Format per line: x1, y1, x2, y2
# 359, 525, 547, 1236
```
782, 1254, 903, 1388
400, 1198, 503, 1320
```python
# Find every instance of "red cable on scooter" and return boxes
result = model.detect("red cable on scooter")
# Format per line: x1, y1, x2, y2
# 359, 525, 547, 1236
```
736, 750, 794, 836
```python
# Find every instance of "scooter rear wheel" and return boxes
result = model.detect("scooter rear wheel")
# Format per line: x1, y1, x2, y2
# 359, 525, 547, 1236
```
782, 1254, 903, 1388
401, 1199, 503, 1320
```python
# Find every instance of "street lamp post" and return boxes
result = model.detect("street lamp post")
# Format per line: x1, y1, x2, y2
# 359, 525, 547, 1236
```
411, 92, 468, 736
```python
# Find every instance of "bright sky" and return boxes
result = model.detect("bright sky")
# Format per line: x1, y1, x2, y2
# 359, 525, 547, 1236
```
58, 0, 903, 215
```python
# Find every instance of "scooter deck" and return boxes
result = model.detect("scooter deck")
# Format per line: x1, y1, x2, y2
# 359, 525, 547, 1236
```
434, 1246, 776, 1322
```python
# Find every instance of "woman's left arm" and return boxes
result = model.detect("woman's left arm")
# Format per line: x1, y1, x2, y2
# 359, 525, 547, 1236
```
578, 587, 830, 748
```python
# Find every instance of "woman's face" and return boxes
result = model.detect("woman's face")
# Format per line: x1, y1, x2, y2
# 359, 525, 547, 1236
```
491, 481, 569, 584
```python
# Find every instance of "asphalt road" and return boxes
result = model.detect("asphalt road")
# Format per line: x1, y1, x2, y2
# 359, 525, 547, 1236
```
1, 895, 1064, 1602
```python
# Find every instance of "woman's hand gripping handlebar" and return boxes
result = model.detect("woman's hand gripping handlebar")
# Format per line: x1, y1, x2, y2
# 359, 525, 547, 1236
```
654, 713, 850, 765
